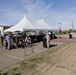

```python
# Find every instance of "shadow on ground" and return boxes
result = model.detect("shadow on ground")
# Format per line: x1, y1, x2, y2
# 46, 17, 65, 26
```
50, 44, 57, 48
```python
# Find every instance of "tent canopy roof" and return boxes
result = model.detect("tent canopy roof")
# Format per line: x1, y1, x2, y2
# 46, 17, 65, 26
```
4, 16, 51, 32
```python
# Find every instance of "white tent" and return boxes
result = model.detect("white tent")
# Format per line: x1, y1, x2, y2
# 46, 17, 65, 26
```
4, 16, 35, 32
36, 19, 51, 29
4, 16, 51, 32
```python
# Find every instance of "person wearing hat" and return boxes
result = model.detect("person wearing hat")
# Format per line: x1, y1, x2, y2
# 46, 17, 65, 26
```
45, 32, 51, 48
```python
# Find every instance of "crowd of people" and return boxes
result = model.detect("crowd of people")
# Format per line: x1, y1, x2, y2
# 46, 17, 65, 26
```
0, 31, 56, 50
0, 33, 32, 50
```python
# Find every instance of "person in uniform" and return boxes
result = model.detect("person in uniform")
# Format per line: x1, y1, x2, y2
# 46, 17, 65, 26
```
45, 32, 51, 48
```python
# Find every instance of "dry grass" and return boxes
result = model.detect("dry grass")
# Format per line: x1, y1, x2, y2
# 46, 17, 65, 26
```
1, 39, 76, 75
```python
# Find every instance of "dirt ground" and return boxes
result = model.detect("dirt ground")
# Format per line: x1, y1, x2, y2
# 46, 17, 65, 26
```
23, 38, 76, 75
1, 33, 76, 75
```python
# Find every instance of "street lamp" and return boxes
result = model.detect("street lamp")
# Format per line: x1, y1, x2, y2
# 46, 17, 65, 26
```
58, 23, 62, 36
72, 21, 74, 31
58, 23, 61, 29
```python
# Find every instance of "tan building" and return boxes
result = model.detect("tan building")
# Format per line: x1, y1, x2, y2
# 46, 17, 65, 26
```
0, 25, 11, 35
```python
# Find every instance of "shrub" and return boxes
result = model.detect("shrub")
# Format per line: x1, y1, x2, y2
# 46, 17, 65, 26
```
0, 71, 7, 75
20, 62, 27, 67
28, 57, 43, 62
29, 58, 37, 62
29, 63, 36, 69
11, 72, 21, 75
12, 67, 17, 71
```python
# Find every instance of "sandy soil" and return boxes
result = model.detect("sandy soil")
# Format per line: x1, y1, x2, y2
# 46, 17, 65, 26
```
24, 38, 76, 75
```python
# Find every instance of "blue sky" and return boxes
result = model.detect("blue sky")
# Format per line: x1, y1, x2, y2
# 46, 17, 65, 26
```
0, 0, 76, 30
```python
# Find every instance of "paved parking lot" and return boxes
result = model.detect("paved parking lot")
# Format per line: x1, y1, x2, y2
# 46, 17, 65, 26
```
0, 42, 48, 70
0, 39, 67, 71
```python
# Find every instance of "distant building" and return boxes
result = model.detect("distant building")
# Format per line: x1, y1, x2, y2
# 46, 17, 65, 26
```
0, 25, 12, 35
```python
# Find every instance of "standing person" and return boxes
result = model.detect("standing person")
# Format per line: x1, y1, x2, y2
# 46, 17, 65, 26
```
0, 34, 4, 46
5, 34, 11, 50
45, 33, 51, 48
43, 36, 47, 48
25, 35, 31, 44
15, 35, 19, 48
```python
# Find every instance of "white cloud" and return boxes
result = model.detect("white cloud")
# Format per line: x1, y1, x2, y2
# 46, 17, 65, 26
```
35, 8, 76, 30
39, 4, 52, 14
70, 7, 76, 10
0, 0, 76, 30
0, 4, 24, 24
21, 0, 53, 19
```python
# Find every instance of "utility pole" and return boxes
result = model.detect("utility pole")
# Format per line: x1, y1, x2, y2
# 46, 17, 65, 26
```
72, 21, 74, 31
58, 23, 62, 39
58, 23, 61, 29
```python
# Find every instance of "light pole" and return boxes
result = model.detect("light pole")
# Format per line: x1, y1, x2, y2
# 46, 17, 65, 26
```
58, 23, 61, 29
72, 21, 74, 31
58, 23, 62, 39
